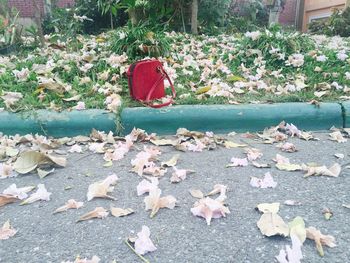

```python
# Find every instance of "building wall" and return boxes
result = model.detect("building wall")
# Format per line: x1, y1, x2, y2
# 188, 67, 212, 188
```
56, 0, 75, 8
8, 0, 45, 18
302, 0, 346, 31
8, 0, 75, 18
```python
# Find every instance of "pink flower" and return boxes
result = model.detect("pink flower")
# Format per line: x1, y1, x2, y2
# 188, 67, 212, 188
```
134, 226, 157, 255
230, 157, 248, 167
73, 101, 86, 111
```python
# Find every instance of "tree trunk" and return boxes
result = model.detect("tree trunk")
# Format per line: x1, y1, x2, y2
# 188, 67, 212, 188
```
128, 8, 138, 26
191, 0, 198, 34
32, 0, 45, 46
268, 0, 281, 25
110, 12, 114, 29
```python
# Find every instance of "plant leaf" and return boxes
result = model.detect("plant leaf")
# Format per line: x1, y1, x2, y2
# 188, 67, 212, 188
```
110, 207, 134, 217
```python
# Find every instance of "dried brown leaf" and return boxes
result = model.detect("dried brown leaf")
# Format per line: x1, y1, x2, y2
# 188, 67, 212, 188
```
77, 207, 109, 222
110, 207, 134, 217
189, 189, 204, 199
0, 194, 19, 207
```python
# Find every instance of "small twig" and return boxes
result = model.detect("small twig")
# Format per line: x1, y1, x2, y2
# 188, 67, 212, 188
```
124, 239, 150, 263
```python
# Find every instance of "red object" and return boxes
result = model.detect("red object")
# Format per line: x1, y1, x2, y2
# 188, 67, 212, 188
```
127, 60, 176, 108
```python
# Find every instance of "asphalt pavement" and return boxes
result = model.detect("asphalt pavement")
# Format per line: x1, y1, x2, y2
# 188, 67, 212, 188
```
1, 131, 350, 263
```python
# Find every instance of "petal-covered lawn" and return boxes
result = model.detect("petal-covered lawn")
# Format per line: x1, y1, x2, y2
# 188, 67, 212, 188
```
1, 29, 350, 111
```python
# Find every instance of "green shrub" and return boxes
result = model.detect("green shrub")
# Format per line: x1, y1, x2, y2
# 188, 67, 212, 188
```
110, 23, 171, 59
309, 7, 350, 37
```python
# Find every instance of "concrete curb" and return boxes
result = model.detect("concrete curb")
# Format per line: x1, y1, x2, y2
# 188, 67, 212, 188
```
120, 103, 343, 135
0, 110, 116, 137
342, 101, 350, 128
0, 102, 346, 137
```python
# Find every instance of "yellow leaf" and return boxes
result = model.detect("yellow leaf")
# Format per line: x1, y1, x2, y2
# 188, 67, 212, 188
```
224, 141, 247, 148
257, 213, 289, 237
289, 216, 306, 243
96, 37, 106, 43
150, 139, 176, 146
276, 163, 302, 171
195, 86, 211, 95
227, 75, 245, 82
161, 154, 180, 167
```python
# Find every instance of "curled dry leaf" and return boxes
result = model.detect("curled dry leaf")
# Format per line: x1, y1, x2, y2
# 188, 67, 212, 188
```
304, 163, 341, 177
2, 184, 35, 200
161, 154, 180, 167
250, 172, 277, 189
170, 167, 195, 183
54, 199, 84, 214
329, 131, 347, 143
306, 227, 336, 256
21, 184, 51, 205
110, 207, 134, 217
299, 131, 316, 141
13, 151, 66, 174
224, 141, 246, 148
276, 234, 303, 263
62, 94, 81, 102
191, 197, 230, 225
274, 154, 302, 171
144, 188, 176, 218
77, 207, 109, 222
87, 174, 118, 201
0, 220, 17, 240
132, 226, 157, 255
276, 163, 303, 172
0, 194, 19, 207
150, 138, 176, 146
189, 189, 204, 199
257, 213, 289, 237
